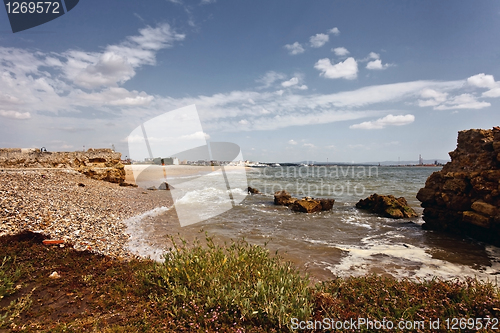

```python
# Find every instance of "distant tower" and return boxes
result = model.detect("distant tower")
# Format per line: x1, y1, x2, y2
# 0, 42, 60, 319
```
419, 154, 423, 165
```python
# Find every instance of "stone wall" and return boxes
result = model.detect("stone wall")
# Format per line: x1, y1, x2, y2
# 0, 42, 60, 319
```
417, 127, 500, 245
0, 148, 125, 184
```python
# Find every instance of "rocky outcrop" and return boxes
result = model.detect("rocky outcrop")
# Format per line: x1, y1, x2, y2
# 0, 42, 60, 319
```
274, 191, 335, 213
356, 193, 417, 219
0, 148, 125, 184
417, 128, 500, 245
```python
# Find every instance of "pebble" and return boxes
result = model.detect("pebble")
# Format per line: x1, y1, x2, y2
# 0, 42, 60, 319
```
0, 169, 172, 260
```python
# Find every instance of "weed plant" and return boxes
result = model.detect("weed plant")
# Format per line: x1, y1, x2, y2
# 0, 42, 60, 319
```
142, 236, 313, 330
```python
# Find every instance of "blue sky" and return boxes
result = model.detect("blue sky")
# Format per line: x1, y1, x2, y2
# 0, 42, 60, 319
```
1, 0, 500, 163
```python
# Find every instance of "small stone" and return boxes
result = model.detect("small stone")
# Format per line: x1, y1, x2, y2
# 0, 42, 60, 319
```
49, 271, 61, 279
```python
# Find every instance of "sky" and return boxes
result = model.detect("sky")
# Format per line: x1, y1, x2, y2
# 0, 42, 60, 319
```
1, 0, 500, 163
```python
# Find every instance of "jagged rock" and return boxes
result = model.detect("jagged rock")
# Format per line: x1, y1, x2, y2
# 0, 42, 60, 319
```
417, 127, 500, 246
158, 182, 174, 190
356, 193, 417, 219
274, 190, 297, 206
291, 198, 322, 213
247, 186, 261, 194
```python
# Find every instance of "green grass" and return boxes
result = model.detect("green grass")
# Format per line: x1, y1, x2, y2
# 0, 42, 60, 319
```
1, 231, 500, 332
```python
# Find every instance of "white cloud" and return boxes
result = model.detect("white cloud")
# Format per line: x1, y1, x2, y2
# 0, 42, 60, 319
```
288, 139, 297, 145
284, 42, 305, 55
329, 27, 340, 35
366, 59, 391, 70
310, 33, 329, 48
333, 47, 349, 56
281, 77, 299, 87
298, 85, 308, 90
467, 73, 496, 89
418, 88, 448, 107
314, 57, 358, 80
482, 88, 500, 98
62, 23, 185, 89
303, 143, 316, 148
350, 114, 415, 129
434, 93, 491, 110
200, 0, 216, 4
239, 119, 249, 125
256, 71, 286, 88
0, 110, 31, 120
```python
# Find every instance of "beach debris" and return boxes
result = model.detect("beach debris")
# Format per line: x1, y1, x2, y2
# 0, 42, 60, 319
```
247, 186, 261, 194
78, 183, 85, 187
49, 271, 61, 279
147, 186, 157, 191
42, 239, 64, 245
356, 193, 417, 219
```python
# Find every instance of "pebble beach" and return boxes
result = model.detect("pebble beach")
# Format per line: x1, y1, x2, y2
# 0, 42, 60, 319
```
0, 168, 172, 259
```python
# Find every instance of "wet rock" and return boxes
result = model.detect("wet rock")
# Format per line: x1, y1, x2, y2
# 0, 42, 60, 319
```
274, 190, 297, 206
417, 127, 500, 245
247, 186, 261, 194
275, 191, 335, 213
356, 193, 418, 219
290, 198, 322, 213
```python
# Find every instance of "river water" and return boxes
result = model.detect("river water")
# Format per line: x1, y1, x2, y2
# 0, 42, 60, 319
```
126, 165, 500, 282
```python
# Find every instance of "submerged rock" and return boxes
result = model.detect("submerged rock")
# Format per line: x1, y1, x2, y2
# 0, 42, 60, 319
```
417, 127, 500, 245
290, 198, 322, 213
356, 193, 417, 219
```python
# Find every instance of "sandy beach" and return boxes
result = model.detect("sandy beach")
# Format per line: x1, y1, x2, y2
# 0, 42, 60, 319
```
0, 168, 173, 259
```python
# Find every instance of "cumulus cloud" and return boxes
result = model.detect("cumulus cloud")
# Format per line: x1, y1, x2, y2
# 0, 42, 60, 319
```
366, 59, 391, 70
281, 77, 299, 87
332, 47, 350, 56
466, 73, 500, 98
256, 71, 286, 88
467, 73, 496, 89
298, 85, 308, 90
284, 42, 305, 55
350, 114, 415, 129
0, 110, 31, 120
314, 57, 358, 80
288, 139, 297, 145
329, 27, 340, 35
310, 33, 329, 48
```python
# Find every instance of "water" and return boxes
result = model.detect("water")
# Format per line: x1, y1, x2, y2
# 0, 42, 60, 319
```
126, 166, 500, 282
